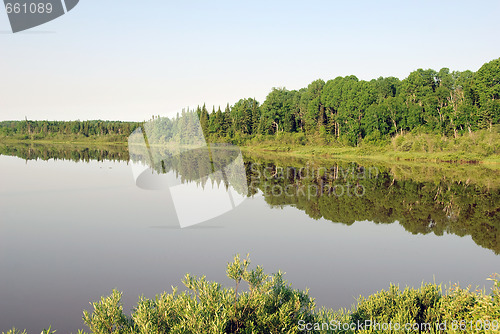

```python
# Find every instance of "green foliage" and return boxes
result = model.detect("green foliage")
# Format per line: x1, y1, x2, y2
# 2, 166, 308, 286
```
1, 327, 56, 334
5, 258, 500, 334
350, 283, 442, 330
83, 290, 132, 333
2, 58, 499, 151
79, 255, 317, 334
0, 120, 140, 142
473, 275, 500, 326
390, 130, 499, 159
1, 329, 27, 334
76, 266, 500, 334
41, 326, 57, 334
316, 276, 500, 334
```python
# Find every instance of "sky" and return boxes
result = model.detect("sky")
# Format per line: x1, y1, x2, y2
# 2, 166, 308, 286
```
0, 0, 499, 121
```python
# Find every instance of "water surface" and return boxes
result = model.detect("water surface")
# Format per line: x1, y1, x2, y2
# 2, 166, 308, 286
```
0, 145, 499, 333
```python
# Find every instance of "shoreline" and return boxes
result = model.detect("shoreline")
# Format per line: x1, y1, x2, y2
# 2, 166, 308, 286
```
1, 138, 499, 166
239, 145, 500, 166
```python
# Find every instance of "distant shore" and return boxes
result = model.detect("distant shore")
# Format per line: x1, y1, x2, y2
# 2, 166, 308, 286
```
1, 130, 499, 165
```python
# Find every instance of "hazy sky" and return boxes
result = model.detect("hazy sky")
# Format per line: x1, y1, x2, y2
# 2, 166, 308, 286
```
1, 0, 499, 121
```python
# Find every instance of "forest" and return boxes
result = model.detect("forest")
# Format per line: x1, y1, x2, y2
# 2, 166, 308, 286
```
0, 58, 499, 149
0, 120, 141, 142
194, 57, 499, 146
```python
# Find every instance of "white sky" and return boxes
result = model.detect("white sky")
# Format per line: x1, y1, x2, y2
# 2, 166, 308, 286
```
0, 0, 499, 121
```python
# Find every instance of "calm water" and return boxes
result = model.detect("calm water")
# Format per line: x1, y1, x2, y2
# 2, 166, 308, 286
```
0, 146, 499, 333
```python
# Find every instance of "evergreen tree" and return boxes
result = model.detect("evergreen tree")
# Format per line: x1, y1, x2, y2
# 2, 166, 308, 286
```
199, 104, 210, 139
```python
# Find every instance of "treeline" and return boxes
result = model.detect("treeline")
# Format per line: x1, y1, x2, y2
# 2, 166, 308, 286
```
1, 58, 498, 147
0, 120, 140, 140
194, 57, 499, 145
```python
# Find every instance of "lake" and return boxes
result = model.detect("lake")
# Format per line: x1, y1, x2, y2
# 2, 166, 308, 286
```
0, 144, 499, 333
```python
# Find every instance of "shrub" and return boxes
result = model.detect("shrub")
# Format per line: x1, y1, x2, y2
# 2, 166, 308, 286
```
80, 254, 317, 334
1, 329, 26, 334
7, 258, 499, 333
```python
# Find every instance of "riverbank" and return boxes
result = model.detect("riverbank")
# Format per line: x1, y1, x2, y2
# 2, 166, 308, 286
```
241, 145, 500, 165
0, 136, 128, 146
240, 130, 500, 165
2, 129, 499, 164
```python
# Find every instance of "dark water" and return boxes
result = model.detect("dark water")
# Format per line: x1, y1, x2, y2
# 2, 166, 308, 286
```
0, 144, 499, 333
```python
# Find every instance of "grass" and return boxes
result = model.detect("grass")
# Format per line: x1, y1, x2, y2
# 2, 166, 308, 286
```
240, 130, 500, 165
2, 129, 499, 164
242, 150, 500, 190
0, 134, 129, 146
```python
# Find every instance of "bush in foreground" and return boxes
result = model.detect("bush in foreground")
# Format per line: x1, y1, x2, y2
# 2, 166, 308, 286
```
3, 255, 499, 333
78, 255, 499, 334
81, 254, 316, 334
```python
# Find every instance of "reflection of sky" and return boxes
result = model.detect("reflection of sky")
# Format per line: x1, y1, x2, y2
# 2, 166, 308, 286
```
0, 155, 499, 333
1, 1, 500, 121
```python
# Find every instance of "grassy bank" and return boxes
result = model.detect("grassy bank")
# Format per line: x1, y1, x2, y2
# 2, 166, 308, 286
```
241, 130, 500, 164
0, 133, 129, 146
2, 129, 499, 164
3, 255, 499, 334
2, 141, 498, 188
242, 150, 500, 192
